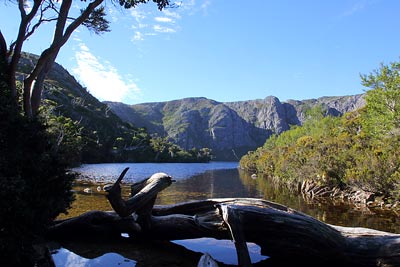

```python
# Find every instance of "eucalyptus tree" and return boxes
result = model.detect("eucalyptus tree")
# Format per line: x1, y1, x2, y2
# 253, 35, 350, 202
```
0, 0, 171, 117
361, 61, 400, 136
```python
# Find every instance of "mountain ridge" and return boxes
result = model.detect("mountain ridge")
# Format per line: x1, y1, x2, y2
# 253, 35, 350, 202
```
105, 94, 365, 160
18, 52, 365, 161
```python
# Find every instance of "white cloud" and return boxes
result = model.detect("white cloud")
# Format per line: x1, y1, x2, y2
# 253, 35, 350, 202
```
130, 9, 147, 22
162, 9, 182, 20
72, 36, 82, 42
128, 0, 211, 42
338, 0, 378, 18
341, 2, 366, 17
200, 0, 212, 15
53, 249, 90, 267
72, 43, 141, 103
181, 0, 196, 10
155, 16, 173, 23
133, 31, 144, 41
153, 25, 176, 33
65, 252, 90, 267
201, 0, 211, 9
107, 6, 120, 22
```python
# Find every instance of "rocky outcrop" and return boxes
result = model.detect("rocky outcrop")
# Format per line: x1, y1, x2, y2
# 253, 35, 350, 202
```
106, 98, 271, 160
226, 94, 365, 134
106, 94, 365, 161
225, 96, 290, 134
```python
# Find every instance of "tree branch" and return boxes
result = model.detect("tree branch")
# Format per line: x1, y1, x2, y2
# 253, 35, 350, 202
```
106, 169, 174, 217
220, 204, 252, 267
24, 3, 57, 41
8, 0, 42, 105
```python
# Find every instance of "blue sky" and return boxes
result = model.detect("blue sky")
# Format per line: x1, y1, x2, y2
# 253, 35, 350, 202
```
1, 0, 400, 104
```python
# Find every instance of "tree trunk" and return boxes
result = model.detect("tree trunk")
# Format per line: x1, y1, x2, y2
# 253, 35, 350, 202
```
30, 53, 58, 115
0, 30, 9, 97
47, 169, 400, 267
7, 0, 42, 104
22, 0, 104, 117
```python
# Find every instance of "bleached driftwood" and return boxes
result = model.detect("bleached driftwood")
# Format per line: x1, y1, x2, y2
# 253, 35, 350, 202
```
48, 168, 400, 266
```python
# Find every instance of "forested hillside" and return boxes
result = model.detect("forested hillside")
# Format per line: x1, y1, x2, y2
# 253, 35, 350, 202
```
17, 53, 211, 164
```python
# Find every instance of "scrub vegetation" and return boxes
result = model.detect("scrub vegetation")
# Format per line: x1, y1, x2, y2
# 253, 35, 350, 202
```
240, 61, 400, 204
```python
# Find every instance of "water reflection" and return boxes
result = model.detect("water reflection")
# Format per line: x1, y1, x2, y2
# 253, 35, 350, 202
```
62, 166, 400, 233
50, 238, 205, 267
238, 170, 400, 234
71, 162, 239, 183
52, 164, 400, 267
50, 238, 268, 267
157, 169, 260, 204
52, 248, 136, 267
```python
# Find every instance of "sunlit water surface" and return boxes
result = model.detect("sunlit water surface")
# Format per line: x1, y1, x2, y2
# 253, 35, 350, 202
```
51, 162, 400, 266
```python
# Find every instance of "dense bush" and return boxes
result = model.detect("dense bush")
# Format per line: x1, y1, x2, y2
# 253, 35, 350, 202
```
0, 82, 74, 266
40, 97, 212, 164
240, 61, 400, 201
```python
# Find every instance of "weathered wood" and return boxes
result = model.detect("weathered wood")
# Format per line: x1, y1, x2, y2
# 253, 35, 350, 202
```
48, 210, 140, 239
106, 169, 173, 217
220, 204, 252, 267
47, 170, 400, 267
48, 198, 400, 266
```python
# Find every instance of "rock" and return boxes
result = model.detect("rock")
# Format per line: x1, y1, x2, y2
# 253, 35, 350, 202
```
106, 95, 365, 161
83, 188, 92, 193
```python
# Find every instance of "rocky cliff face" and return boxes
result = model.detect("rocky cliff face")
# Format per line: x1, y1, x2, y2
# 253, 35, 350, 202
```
106, 98, 269, 160
106, 94, 365, 161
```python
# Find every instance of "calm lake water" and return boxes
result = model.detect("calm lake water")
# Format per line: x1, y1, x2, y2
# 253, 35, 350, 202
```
50, 162, 400, 267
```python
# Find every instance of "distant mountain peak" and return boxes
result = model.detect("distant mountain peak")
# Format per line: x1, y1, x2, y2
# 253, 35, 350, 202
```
106, 94, 365, 160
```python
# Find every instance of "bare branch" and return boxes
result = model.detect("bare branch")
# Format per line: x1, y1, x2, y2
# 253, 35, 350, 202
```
18, 0, 27, 18
24, 2, 57, 41
7, 0, 43, 105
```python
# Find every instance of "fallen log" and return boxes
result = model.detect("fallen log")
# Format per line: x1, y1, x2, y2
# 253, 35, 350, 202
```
47, 169, 400, 267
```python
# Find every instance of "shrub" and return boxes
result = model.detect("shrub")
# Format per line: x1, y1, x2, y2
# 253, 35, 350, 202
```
0, 87, 74, 266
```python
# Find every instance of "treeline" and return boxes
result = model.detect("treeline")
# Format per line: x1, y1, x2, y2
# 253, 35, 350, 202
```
42, 102, 212, 165
240, 61, 400, 201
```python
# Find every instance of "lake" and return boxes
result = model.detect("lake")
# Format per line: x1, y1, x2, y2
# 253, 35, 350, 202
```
51, 162, 400, 266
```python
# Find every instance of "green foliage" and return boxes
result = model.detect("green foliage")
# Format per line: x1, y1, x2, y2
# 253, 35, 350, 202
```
240, 99, 400, 200
241, 61, 400, 201
119, 0, 170, 10
0, 83, 74, 265
361, 61, 400, 136
40, 105, 84, 165
148, 137, 211, 163
82, 6, 110, 34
